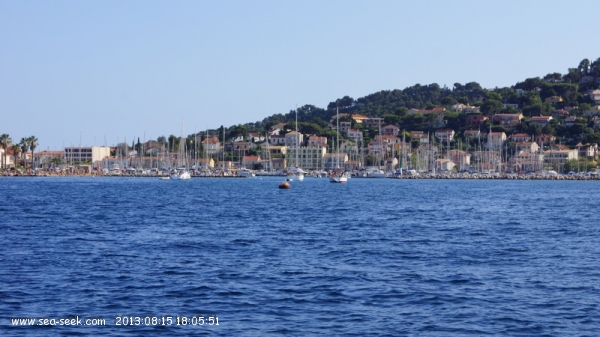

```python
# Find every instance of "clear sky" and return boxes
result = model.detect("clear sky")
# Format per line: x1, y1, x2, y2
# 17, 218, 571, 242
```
2, 0, 600, 150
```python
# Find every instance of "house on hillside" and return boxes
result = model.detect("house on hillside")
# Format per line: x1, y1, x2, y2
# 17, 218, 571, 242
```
463, 130, 482, 138
535, 134, 556, 148
493, 113, 523, 127
284, 131, 304, 147
588, 89, 600, 104
381, 125, 400, 136
515, 142, 539, 154
544, 96, 564, 105
486, 132, 506, 149
552, 109, 570, 119
530, 116, 552, 127
308, 136, 327, 147
434, 129, 455, 142
347, 129, 363, 142
410, 131, 429, 144
510, 133, 531, 143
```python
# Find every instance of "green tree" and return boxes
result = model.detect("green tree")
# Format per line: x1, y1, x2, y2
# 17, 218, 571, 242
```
0, 134, 11, 169
383, 114, 400, 126
28, 136, 38, 168
480, 99, 503, 116
168, 135, 179, 153
228, 124, 248, 141
563, 159, 579, 173
135, 138, 142, 155
11, 143, 21, 168
20, 138, 29, 168
578, 58, 590, 75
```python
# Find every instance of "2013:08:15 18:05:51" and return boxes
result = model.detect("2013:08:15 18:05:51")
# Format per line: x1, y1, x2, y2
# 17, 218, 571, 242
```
114, 315, 218, 326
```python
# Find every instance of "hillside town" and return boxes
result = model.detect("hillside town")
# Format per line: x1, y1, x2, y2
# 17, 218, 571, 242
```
2, 104, 600, 179
3, 58, 600, 179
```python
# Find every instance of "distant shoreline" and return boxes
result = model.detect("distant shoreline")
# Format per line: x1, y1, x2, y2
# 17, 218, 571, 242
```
2, 173, 599, 181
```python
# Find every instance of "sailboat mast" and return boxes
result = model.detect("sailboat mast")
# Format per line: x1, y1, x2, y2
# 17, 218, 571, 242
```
336, 107, 340, 169
295, 106, 299, 168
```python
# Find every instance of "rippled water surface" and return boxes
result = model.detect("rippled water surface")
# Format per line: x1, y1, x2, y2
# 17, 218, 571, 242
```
1, 177, 599, 336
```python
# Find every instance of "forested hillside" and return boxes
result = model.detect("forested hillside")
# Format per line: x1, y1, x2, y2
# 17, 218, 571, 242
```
205, 57, 600, 147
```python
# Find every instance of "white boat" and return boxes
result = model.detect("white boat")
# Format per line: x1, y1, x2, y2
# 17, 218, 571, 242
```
287, 166, 306, 181
369, 169, 387, 178
171, 167, 191, 180
290, 106, 305, 181
170, 121, 191, 180
330, 174, 347, 183
238, 168, 255, 177
330, 107, 348, 183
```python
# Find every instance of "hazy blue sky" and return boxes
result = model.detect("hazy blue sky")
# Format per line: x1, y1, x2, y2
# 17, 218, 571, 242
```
2, 0, 600, 149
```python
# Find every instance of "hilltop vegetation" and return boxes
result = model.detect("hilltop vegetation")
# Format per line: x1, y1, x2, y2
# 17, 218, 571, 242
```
224, 58, 596, 138
166, 57, 600, 150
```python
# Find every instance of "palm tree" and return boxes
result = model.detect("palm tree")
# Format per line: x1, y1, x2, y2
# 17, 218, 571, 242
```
0, 134, 11, 169
28, 136, 39, 169
20, 138, 28, 168
11, 143, 21, 168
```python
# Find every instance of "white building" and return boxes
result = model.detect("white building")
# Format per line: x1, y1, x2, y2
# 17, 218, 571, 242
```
64, 146, 111, 168
285, 146, 326, 170
284, 131, 304, 148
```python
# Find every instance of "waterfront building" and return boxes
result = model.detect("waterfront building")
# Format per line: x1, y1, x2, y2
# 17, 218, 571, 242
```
192, 157, 215, 169
284, 131, 303, 148
544, 149, 578, 172
64, 146, 110, 168
511, 151, 544, 173
447, 150, 471, 171
367, 141, 386, 157
270, 158, 285, 171
260, 145, 286, 159
576, 143, 598, 159
285, 146, 326, 170
242, 155, 261, 169
201, 139, 221, 155
384, 157, 398, 171
33, 150, 64, 168
486, 132, 507, 149
323, 153, 348, 170
434, 158, 455, 171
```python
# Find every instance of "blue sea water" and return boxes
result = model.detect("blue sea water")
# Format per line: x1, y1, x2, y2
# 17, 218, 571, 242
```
1, 176, 599, 336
